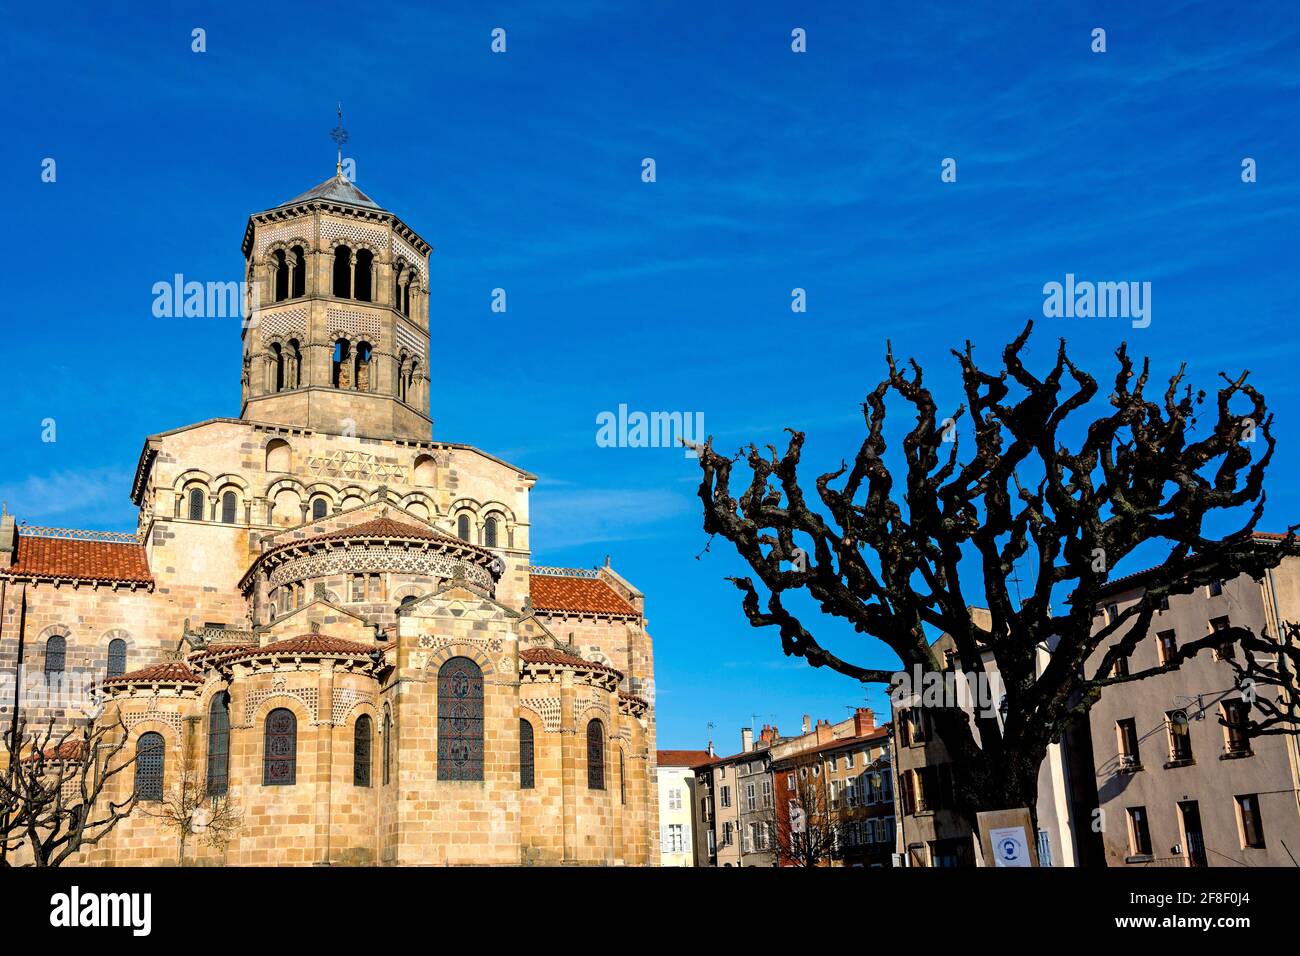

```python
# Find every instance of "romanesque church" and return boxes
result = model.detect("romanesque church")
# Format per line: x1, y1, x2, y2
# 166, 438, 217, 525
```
0, 168, 658, 865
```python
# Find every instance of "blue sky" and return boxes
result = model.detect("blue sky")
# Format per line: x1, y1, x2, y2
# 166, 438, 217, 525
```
2, 2, 1298, 750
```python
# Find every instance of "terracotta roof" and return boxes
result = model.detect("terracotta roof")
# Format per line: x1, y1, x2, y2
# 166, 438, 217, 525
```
529, 574, 637, 616
228, 635, 382, 660
4, 533, 152, 585
657, 749, 714, 768
104, 662, 201, 685
519, 646, 622, 675
312, 516, 442, 542
23, 739, 87, 763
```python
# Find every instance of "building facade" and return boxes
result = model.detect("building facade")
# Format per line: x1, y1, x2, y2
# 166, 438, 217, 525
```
1085, 537, 1300, 867
0, 169, 659, 866
656, 749, 711, 865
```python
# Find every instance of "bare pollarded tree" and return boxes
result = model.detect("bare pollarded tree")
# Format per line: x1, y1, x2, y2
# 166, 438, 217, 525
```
0, 716, 138, 867
692, 322, 1299, 831
142, 770, 243, 866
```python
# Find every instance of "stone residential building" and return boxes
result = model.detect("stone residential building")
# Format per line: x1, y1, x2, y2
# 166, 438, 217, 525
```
656, 749, 711, 865
0, 166, 659, 866
1085, 533, 1300, 867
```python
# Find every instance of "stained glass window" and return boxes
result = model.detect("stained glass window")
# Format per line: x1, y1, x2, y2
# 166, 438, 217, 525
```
587, 719, 605, 791
354, 715, 372, 787
457, 514, 471, 541
520, 719, 534, 790
484, 516, 498, 548
207, 693, 230, 796
313, 498, 328, 520
437, 657, 483, 781
135, 732, 164, 801
189, 488, 205, 521
106, 638, 127, 679
44, 635, 66, 675
263, 708, 297, 786
221, 491, 237, 524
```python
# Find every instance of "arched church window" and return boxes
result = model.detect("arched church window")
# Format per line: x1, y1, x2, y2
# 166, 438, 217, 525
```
263, 708, 297, 786
399, 595, 417, 608
207, 692, 230, 796
354, 715, 372, 787
290, 245, 306, 298
457, 514, 471, 541
332, 339, 352, 389
106, 638, 127, 678
354, 341, 373, 392
587, 719, 605, 791
332, 245, 353, 298
393, 266, 407, 316
312, 498, 328, 520
437, 657, 483, 781
188, 488, 206, 521
284, 339, 302, 390
270, 342, 285, 393
354, 249, 374, 302
484, 516, 499, 548
221, 491, 238, 524
135, 732, 165, 802
382, 708, 392, 786
272, 249, 289, 303
519, 719, 534, 790
45, 635, 66, 676
620, 749, 626, 804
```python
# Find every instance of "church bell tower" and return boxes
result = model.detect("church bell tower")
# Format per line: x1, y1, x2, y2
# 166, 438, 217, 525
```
238, 157, 433, 442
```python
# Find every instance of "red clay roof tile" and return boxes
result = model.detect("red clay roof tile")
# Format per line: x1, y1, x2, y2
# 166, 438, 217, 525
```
528, 574, 636, 616
657, 749, 715, 768
230, 635, 381, 659
104, 662, 201, 685
519, 646, 622, 675
4, 534, 151, 585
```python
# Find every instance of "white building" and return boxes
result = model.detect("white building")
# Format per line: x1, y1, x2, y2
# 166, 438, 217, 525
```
657, 750, 712, 865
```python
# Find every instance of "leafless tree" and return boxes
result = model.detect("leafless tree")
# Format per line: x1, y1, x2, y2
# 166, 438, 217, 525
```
141, 770, 243, 865
1224, 620, 1300, 736
692, 323, 1299, 830
0, 716, 138, 867
772, 750, 838, 867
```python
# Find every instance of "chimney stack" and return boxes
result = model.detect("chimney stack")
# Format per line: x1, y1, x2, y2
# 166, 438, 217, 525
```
801, 714, 811, 734
854, 707, 876, 736
741, 727, 754, 753
815, 718, 832, 745
760, 724, 779, 746
707, 740, 714, 757
0, 511, 15, 569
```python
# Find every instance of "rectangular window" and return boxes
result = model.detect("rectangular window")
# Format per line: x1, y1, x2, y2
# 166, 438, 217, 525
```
1211, 616, 1235, 659
745, 783, 756, 811
786, 774, 795, 791
722, 821, 733, 847
707, 830, 716, 854
846, 751, 854, 767
901, 770, 917, 815
1111, 654, 1129, 678
1157, 594, 1170, 612
1166, 710, 1193, 763
1157, 630, 1177, 665
1106, 603, 1119, 623
1209, 580, 1224, 597
1237, 795, 1265, 848
668, 824, 685, 853
829, 779, 842, 808
1222, 700, 1251, 755
1117, 718, 1141, 769
762, 779, 772, 808
720, 785, 731, 809
1127, 806, 1153, 857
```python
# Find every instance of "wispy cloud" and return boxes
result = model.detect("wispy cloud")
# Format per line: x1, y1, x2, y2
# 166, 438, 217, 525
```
530, 487, 693, 552
0, 468, 133, 525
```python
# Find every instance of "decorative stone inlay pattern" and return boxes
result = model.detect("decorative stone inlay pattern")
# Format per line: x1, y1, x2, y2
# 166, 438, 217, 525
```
259, 307, 309, 343
523, 698, 561, 733
255, 222, 310, 255
395, 323, 425, 360
415, 633, 503, 656
123, 709, 184, 735
331, 688, 376, 725
391, 234, 427, 281
305, 449, 406, 482
239, 687, 319, 728
326, 308, 383, 344
267, 548, 493, 591
321, 218, 386, 252
574, 693, 610, 723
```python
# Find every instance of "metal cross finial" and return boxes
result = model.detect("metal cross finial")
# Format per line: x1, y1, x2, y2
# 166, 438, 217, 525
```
331, 101, 349, 176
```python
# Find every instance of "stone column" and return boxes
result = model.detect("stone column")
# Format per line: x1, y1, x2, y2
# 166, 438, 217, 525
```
560, 670, 577, 863
315, 660, 336, 864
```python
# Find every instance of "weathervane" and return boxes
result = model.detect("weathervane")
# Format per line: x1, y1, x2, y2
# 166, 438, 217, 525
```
331, 102, 349, 176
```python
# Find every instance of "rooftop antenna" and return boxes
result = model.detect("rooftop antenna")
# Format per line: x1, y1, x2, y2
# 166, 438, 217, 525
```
330, 102, 349, 177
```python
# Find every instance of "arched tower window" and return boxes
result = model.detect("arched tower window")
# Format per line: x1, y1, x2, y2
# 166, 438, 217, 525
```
270, 342, 285, 393
457, 514, 471, 541
284, 338, 302, 389
519, 719, 535, 790
620, 749, 626, 804
207, 692, 230, 796
221, 491, 238, 524
135, 732, 165, 802
382, 708, 392, 785
355, 249, 374, 302
106, 638, 127, 678
332, 245, 353, 298
44, 635, 66, 676
587, 719, 605, 790
354, 715, 372, 787
354, 341, 373, 392
188, 487, 206, 521
272, 249, 289, 303
484, 516, 499, 548
290, 244, 306, 298
437, 657, 483, 781
332, 339, 352, 389
394, 265, 407, 316
263, 708, 297, 786
312, 498, 328, 520
265, 438, 291, 472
